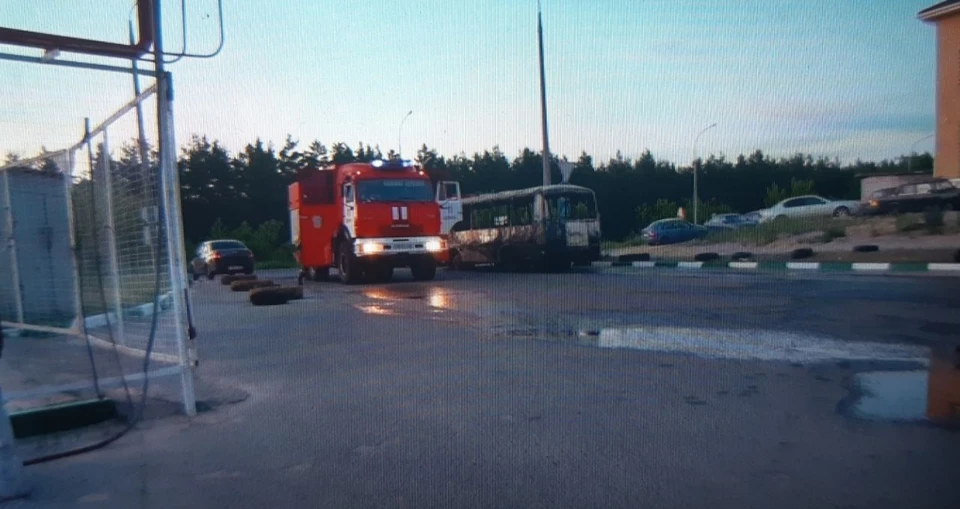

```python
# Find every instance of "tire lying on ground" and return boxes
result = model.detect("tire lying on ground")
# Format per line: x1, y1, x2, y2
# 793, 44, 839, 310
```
221, 274, 257, 285
730, 251, 753, 261
853, 245, 879, 253
693, 252, 720, 262
618, 253, 651, 263
248, 286, 291, 306
269, 286, 303, 301
230, 279, 275, 292
790, 248, 814, 260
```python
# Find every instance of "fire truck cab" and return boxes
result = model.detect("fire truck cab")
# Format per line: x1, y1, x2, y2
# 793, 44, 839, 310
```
289, 159, 459, 284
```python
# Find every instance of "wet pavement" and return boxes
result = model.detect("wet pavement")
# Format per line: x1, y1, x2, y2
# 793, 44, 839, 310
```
11, 266, 960, 508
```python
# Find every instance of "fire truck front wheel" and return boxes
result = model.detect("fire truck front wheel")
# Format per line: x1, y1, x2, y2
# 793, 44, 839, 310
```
410, 256, 437, 281
338, 244, 363, 284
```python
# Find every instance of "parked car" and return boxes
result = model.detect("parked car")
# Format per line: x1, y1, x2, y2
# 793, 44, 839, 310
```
757, 195, 861, 223
742, 210, 762, 223
704, 213, 757, 231
867, 187, 898, 200
190, 239, 255, 280
641, 218, 708, 246
862, 178, 960, 215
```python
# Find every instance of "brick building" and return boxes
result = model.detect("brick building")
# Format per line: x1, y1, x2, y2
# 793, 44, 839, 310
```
920, 0, 960, 178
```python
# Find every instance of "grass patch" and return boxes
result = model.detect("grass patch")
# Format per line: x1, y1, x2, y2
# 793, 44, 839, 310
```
895, 212, 951, 235
923, 208, 944, 229
707, 218, 849, 246
896, 214, 925, 233
602, 235, 647, 250
705, 217, 855, 246
78, 267, 168, 316
820, 227, 847, 243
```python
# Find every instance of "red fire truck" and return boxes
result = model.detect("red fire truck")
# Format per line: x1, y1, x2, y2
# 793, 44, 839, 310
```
288, 159, 459, 284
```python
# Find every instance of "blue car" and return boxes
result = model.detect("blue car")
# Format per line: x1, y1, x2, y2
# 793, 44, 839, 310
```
640, 219, 709, 246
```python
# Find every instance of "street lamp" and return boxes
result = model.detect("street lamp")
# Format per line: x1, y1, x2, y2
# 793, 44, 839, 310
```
907, 133, 934, 174
398, 110, 413, 159
692, 122, 717, 224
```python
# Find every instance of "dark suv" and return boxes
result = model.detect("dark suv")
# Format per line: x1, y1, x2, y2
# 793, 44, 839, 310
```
863, 178, 960, 215
190, 239, 255, 280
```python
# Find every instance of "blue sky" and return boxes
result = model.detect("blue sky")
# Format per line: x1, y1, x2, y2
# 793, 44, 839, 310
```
0, 0, 939, 166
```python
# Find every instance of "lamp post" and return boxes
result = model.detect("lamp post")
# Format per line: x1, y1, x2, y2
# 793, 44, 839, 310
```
907, 133, 934, 174
398, 110, 413, 159
692, 122, 717, 224
537, 0, 552, 186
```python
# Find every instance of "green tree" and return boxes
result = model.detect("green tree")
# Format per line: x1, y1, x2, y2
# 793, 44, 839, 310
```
416, 144, 448, 184
277, 135, 302, 183
603, 150, 632, 174
330, 142, 356, 164
764, 178, 815, 206
635, 199, 681, 229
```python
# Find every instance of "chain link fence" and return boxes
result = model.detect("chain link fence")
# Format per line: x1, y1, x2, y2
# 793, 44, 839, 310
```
1, 83, 195, 416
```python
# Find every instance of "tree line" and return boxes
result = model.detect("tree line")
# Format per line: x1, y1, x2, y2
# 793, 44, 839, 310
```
174, 135, 933, 246
3, 137, 937, 262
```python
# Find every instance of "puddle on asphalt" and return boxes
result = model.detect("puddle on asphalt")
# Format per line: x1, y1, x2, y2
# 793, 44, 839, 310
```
852, 370, 928, 421
589, 326, 930, 365
353, 304, 397, 316
362, 287, 457, 311
583, 326, 960, 424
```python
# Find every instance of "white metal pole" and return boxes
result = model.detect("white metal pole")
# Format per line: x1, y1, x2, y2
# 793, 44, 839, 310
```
63, 149, 87, 335
538, 0, 551, 187
908, 133, 934, 174
158, 73, 196, 417
1, 170, 24, 325
398, 110, 412, 159
129, 23, 158, 275
692, 123, 716, 225
99, 133, 125, 347
154, 0, 197, 416
0, 384, 30, 501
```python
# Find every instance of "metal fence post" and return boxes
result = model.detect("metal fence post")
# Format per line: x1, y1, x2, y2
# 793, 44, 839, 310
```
0, 383, 30, 501
98, 134, 125, 346
157, 71, 196, 417
63, 150, 87, 334
1, 170, 24, 325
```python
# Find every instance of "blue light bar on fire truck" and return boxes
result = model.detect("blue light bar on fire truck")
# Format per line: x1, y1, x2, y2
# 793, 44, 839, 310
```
371, 159, 415, 170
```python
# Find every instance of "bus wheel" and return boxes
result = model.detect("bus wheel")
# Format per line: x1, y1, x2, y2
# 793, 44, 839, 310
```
339, 244, 362, 284
411, 257, 437, 281
497, 249, 520, 272
450, 251, 464, 271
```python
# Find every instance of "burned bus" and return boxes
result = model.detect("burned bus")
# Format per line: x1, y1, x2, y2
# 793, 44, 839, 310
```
447, 184, 601, 272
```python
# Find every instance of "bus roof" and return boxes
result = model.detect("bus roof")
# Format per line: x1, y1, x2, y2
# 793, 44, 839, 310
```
461, 184, 594, 205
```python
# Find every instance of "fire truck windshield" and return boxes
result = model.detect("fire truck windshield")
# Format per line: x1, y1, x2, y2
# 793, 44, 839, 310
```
357, 179, 433, 202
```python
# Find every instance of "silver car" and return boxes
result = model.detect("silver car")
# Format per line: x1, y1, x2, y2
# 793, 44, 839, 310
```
704, 213, 757, 231
757, 195, 861, 223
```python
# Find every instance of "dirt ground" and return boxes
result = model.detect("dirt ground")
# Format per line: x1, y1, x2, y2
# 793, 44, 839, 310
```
608, 214, 960, 263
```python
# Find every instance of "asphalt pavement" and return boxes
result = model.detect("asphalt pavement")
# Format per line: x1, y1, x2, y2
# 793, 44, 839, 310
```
8, 267, 960, 509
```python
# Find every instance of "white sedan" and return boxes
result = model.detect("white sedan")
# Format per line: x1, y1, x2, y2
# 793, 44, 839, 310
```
757, 195, 861, 223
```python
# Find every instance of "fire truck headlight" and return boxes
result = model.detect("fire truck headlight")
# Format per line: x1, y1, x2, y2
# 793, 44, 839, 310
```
359, 242, 384, 254
424, 240, 443, 252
